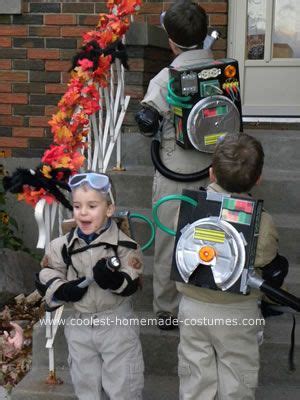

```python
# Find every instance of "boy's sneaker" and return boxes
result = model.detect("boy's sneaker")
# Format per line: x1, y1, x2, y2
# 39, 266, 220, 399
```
156, 312, 178, 331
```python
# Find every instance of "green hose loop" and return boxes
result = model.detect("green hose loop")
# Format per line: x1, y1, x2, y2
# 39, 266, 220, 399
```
167, 78, 192, 102
166, 95, 193, 109
152, 194, 198, 236
129, 213, 155, 251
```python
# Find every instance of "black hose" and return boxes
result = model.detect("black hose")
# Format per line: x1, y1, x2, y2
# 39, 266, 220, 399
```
151, 139, 210, 182
260, 282, 300, 312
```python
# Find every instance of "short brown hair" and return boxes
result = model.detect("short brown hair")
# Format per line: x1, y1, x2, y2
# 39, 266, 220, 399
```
212, 133, 264, 193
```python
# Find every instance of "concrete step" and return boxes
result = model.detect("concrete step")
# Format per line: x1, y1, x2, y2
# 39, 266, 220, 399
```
11, 368, 179, 400
110, 165, 300, 215
256, 385, 300, 400
273, 214, 300, 263
252, 168, 300, 215
249, 129, 300, 171
11, 343, 300, 400
113, 130, 300, 171
110, 166, 153, 209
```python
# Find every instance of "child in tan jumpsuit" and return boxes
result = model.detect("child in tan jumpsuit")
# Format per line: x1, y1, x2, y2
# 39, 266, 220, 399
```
38, 172, 144, 400
177, 133, 286, 399
136, 0, 214, 328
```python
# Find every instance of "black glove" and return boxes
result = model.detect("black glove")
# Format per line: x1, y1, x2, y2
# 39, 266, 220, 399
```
260, 254, 289, 289
54, 277, 88, 302
135, 106, 161, 137
93, 258, 124, 290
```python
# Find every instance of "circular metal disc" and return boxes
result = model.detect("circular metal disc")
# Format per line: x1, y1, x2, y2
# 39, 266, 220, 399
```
187, 95, 240, 153
176, 217, 245, 291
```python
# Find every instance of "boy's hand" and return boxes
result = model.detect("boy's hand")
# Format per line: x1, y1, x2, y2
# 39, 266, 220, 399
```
54, 277, 88, 302
93, 258, 124, 290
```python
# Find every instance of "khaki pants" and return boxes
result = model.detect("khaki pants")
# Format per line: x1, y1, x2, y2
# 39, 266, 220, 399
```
178, 296, 264, 400
64, 302, 144, 400
152, 139, 211, 316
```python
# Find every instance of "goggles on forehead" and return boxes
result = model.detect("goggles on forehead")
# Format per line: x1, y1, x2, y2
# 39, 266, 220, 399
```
69, 173, 115, 204
160, 11, 198, 50
69, 173, 110, 191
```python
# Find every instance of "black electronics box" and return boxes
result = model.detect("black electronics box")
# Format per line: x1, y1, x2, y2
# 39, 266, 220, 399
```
169, 58, 243, 149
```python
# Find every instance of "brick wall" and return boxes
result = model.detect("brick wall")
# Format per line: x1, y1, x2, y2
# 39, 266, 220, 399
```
0, 0, 228, 157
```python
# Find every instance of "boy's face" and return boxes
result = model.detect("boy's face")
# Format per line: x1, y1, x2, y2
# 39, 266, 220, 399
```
72, 186, 115, 235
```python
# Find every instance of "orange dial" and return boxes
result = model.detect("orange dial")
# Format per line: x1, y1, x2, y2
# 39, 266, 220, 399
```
224, 65, 236, 78
199, 245, 216, 263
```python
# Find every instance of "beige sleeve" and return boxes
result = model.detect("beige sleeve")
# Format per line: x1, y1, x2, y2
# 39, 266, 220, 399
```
141, 68, 170, 116
117, 245, 144, 279
39, 237, 69, 307
254, 211, 279, 268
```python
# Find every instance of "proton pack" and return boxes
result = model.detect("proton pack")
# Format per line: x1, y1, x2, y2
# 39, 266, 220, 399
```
167, 58, 243, 152
171, 189, 262, 294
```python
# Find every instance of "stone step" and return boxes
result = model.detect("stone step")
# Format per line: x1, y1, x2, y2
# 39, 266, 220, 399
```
110, 166, 300, 215
110, 166, 153, 209
11, 343, 300, 400
112, 130, 300, 171
252, 168, 300, 215
274, 214, 300, 263
249, 129, 300, 171
11, 368, 179, 400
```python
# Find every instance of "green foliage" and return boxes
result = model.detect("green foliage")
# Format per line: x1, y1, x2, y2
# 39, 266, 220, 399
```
0, 178, 32, 254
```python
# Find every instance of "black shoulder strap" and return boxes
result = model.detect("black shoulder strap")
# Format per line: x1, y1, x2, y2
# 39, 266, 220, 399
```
69, 242, 118, 256
67, 227, 76, 244
61, 228, 76, 264
68, 239, 137, 256
118, 240, 138, 250
62, 233, 137, 275
61, 227, 79, 277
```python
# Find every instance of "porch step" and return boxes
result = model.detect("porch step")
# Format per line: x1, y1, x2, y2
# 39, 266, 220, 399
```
114, 130, 300, 171
249, 129, 300, 171
10, 368, 179, 400
11, 343, 300, 400
110, 166, 300, 215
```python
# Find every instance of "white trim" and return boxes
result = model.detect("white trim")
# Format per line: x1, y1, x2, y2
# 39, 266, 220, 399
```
243, 117, 300, 123
264, 0, 274, 63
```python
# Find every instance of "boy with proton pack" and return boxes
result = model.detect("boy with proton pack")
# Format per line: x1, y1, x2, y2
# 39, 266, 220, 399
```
176, 133, 288, 400
136, 0, 214, 329
37, 172, 144, 400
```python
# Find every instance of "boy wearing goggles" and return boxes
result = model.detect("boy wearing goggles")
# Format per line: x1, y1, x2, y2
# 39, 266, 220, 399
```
135, 0, 214, 329
38, 172, 144, 400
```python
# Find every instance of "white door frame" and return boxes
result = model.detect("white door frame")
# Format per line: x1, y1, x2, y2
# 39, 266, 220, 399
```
227, 0, 300, 119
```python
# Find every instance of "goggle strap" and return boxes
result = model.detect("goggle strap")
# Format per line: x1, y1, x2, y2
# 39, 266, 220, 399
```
108, 188, 115, 205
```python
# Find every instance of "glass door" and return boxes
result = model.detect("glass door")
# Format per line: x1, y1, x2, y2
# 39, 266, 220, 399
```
228, 0, 300, 116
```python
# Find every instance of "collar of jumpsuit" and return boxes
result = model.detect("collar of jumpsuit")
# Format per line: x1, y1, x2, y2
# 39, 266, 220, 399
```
77, 218, 112, 244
